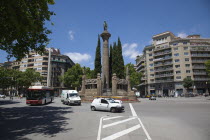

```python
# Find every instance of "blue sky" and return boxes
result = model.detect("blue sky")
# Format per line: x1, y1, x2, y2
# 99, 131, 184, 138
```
1, 0, 210, 69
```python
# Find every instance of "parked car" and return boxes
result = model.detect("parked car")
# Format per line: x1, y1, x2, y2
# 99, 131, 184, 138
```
91, 98, 124, 113
149, 96, 156, 100
0, 94, 6, 99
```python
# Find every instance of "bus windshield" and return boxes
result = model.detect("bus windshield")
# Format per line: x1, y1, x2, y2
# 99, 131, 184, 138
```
27, 90, 45, 100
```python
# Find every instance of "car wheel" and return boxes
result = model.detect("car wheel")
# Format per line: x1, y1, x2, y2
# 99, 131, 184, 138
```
91, 106, 96, 111
111, 108, 116, 113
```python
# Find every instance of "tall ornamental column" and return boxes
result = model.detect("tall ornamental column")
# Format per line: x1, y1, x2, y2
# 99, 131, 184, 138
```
100, 21, 111, 89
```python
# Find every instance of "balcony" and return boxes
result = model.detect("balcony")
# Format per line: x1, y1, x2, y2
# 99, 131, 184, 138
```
191, 54, 210, 57
154, 56, 172, 62
154, 62, 173, 67
155, 79, 174, 83
154, 45, 170, 52
194, 78, 210, 81
191, 60, 208, 63
190, 48, 210, 52
154, 51, 172, 57
193, 72, 207, 75
155, 73, 174, 78
192, 66, 206, 69
154, 67, 173, 72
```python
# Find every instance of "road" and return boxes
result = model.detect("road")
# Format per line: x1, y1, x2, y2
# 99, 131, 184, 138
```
0, 97, 210, 140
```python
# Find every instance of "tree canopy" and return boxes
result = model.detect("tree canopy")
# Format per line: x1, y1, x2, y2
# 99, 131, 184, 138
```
183, 77, 193, 91
125, 63, 142, 88
0, 0, 55, 60
94, 35, 101, 77
205, 60, 210, 77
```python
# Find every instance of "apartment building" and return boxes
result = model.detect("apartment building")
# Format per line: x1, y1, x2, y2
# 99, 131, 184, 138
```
1, 48, 74, 92
136, 32, 210, 96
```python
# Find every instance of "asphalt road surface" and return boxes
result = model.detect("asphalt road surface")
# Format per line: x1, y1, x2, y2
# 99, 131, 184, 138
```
0, 96, 210, 140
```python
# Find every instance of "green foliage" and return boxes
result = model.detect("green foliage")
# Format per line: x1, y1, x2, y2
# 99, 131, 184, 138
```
84, 67, 94, 79
0, 0, 55, 60
183, 77, 193, 90
63, 64, 83, 89
125, 63, 142, 88
0, 68, 42, 94
205, 60, 210, 76
94, 35, 101, 77
117, 37, 125, 79
111, 38, 125, 79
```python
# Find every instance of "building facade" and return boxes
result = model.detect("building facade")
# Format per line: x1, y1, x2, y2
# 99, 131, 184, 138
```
136, 32, 210, 96
1, 48, 75, 93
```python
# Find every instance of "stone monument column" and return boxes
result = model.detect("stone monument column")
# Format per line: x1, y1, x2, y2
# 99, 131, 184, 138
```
101, 21, 111, 89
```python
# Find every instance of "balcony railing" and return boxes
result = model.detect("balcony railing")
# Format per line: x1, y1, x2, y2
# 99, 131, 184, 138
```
193, 72, 207, 75
154, 57, 172, 62
192, 66, 206, 69
154, 51, 172, 56
154, 62, 173, 67
191, 60, 208, 63
154, 67, 173, 72
155, 74, 174, 78
154, 45, 170, 51
190, 48, 210, 51
191, 54, 210, 57
155, 79, 174, 83
194, 78, 210, 81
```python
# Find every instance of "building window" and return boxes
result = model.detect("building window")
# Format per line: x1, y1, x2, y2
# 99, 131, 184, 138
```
173, 43, 178, 46
150, 69, 154, 72
184, 47, 188, 50
185, 58, 189, 61
187, 76, 191, 79
174, 47, 178, 51
149, 59, 153, 61
183, 42, 188, 45
175, 59, 180, 62
175, 65, 180, 68
176, 76, 181, 79
174, 53, 179, 56
150, 74, 154, 77
149, 49, 152, 52
186, 70, 190, 73
185, 64, 190, 67
176, 71, 181, 74
149, 64, 153, 67
184, 52, 189, 55
149, 53, 152, 56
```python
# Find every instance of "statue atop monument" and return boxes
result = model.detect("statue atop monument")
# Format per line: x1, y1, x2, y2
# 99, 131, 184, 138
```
103, 21, 108, 31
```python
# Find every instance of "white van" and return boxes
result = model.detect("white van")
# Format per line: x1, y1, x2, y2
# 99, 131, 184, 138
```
61, 90, 81, 105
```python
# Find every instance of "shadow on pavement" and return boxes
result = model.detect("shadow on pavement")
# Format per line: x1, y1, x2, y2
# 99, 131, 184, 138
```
0, 100, 21, 105
0, 106, 73, 140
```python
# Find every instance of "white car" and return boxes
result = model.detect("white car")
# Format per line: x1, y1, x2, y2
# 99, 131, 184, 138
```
0, 94, 6, 99
91, 98, 124, 113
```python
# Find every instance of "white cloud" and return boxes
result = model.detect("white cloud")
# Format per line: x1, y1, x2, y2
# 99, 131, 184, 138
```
177, 32, 187, 38
122, 43, 141, 59
68, 30, 75, 40
64, 52, 91, 63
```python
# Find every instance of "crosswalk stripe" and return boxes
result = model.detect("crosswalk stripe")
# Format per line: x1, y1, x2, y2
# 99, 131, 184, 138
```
103, 117, 136, 128
102, 124, 141, 140
103, 116, 123, 121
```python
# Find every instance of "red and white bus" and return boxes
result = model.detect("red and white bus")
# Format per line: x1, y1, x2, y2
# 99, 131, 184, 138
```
26, 86, 54, 105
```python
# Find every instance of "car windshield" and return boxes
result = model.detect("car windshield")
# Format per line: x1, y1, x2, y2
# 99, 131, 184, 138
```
69, 93, 78, 97
108, 100, 119, 103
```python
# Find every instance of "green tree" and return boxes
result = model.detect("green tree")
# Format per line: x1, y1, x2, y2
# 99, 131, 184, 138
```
112, 42, 118, 75
84, 67, 94, 79
0, 0, 55, 60
205, 60, 210, 76
125, 63, 142, 88
117, 37, 125, 78
94, 35, 101, 77
183, 77, 193, 94
63, 64, 83, 89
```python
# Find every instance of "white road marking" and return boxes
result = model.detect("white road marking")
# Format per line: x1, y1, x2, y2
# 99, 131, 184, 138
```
129, 103, 152, 140
103, 117, 136, 128
102, 124, 141, 140
103, 116, 123, 121
129, 103, 137, 117
97, 116, 105, 140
